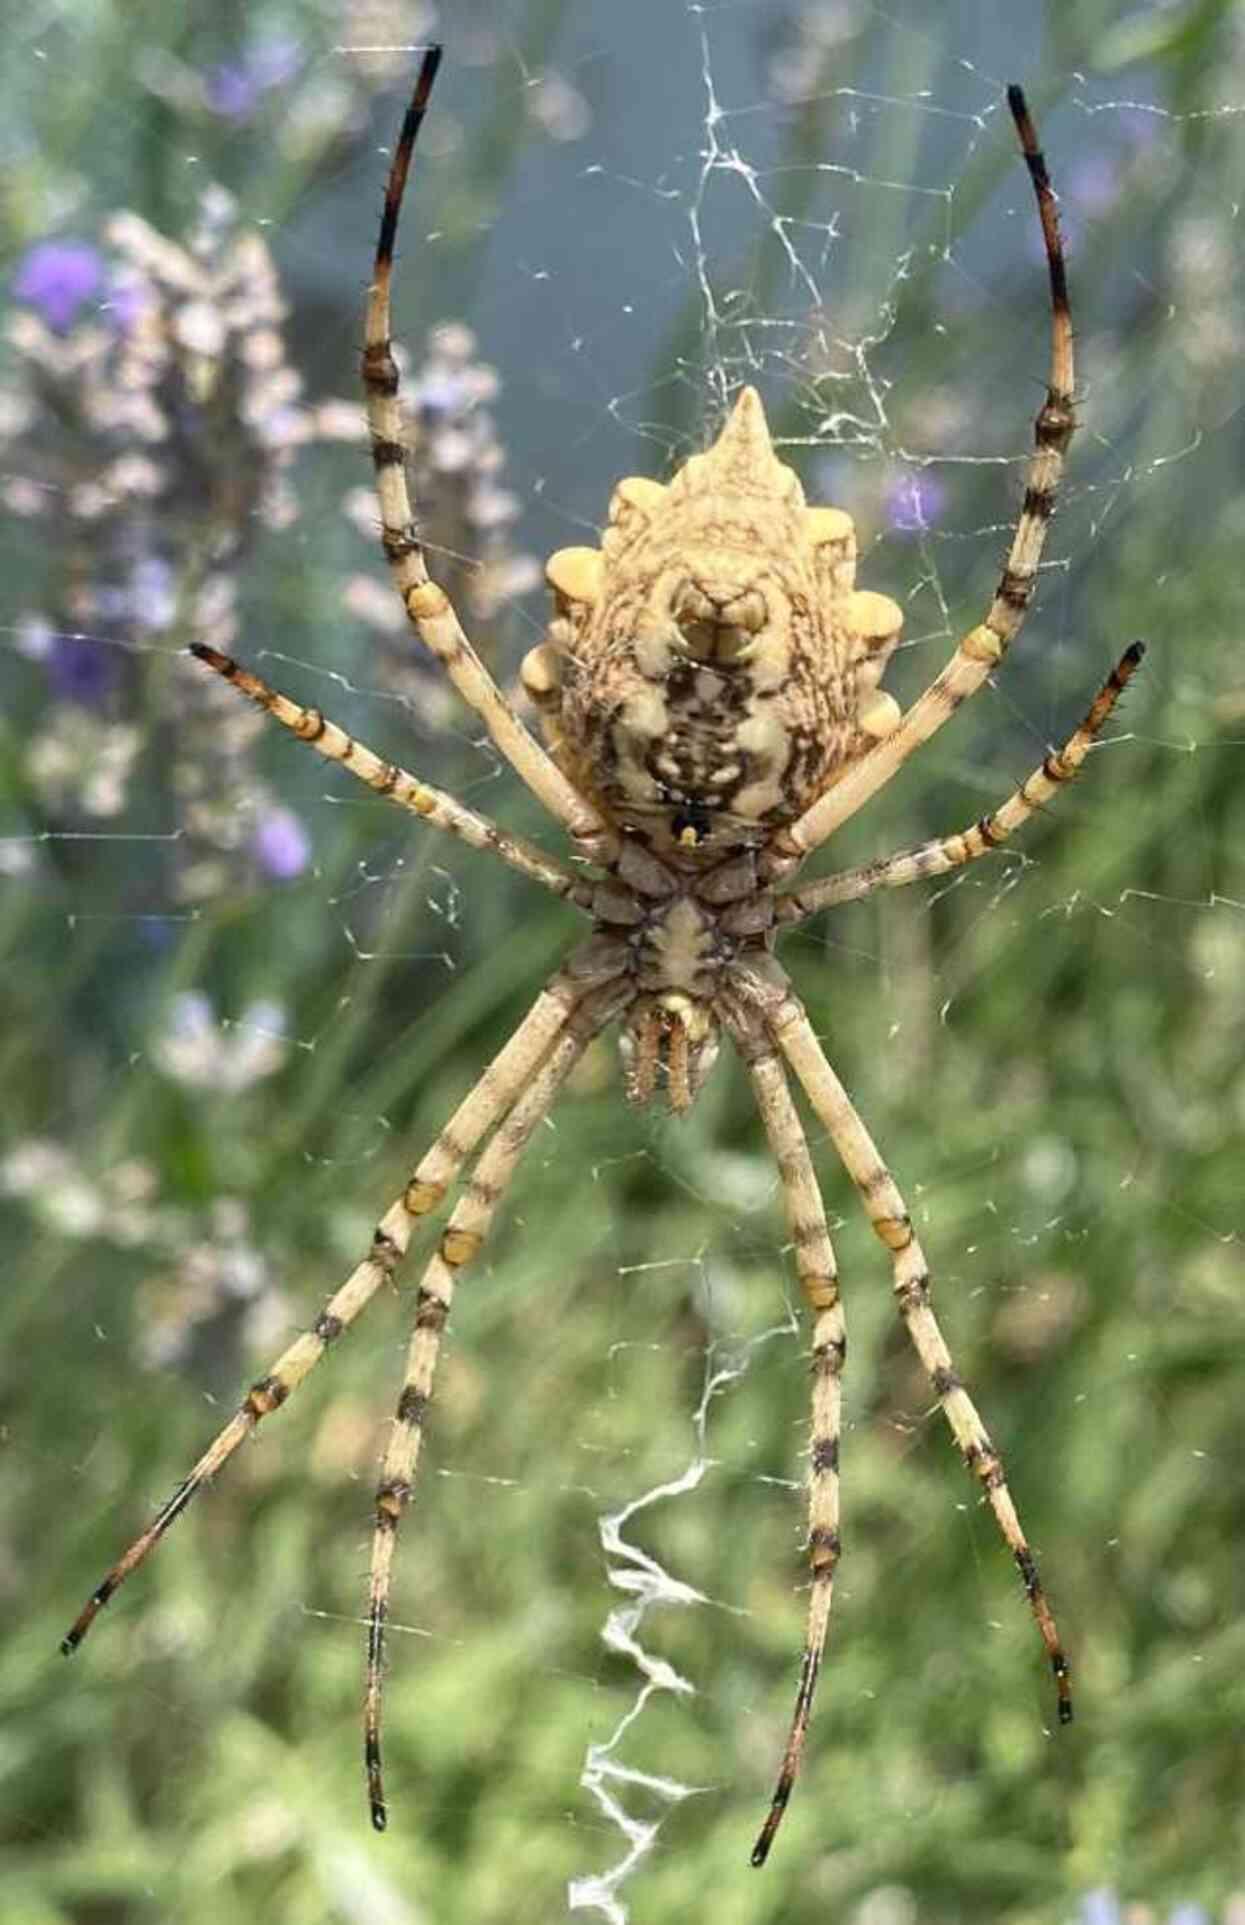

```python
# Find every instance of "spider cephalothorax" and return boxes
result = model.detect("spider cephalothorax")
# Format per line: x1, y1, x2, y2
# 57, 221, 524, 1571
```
66, 54, 1144, 1869
523, 385, 904, 863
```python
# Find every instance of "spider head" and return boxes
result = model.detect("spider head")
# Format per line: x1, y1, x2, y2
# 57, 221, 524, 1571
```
619, 993, 720, 1114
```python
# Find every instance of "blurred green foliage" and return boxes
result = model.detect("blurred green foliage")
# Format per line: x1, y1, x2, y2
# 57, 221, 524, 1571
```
2, 4, 1243, 1923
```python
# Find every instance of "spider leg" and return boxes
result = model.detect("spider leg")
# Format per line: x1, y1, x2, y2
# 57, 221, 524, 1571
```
725, 1006, 845, 1869
777, 642, 1144, 923
61, 969, 590, 1656
769, 84, 1074, 874
189, 643, 595, 909
363, 976, 628, 1831
769, 987, 1072, 1728
361, 48, 617, 865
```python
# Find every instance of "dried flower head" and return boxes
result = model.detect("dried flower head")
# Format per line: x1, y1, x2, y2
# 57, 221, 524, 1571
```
3, 190, 350, 892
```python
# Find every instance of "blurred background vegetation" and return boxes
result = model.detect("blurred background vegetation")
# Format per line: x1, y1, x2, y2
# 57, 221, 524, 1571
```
2, 2, 1242, 1922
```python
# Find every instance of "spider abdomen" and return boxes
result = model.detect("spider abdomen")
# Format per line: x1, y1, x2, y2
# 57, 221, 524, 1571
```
522, 386, 904, 862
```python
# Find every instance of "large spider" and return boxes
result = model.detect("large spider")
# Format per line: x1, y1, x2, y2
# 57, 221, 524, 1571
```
64, 52, 1141, 1864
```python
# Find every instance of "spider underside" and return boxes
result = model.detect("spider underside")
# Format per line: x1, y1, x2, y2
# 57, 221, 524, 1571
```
64, 52, 1144, 1866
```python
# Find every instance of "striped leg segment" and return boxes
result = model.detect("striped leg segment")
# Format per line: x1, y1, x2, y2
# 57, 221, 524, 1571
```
363, 983, 624, 1831
61, 973, 584, 1656
777, 643, 1145, 923
360, 49, 615, 863
727, 1009, 845, 1868
188, 642, 593, 909
770, 993, 1072, 1726
769, 84, 1075, 873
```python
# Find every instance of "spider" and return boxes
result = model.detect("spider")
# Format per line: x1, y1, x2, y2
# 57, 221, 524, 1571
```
63, 52, 1142, 1865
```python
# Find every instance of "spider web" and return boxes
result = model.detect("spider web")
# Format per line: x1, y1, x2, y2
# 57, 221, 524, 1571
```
3, 5, 1243, 1923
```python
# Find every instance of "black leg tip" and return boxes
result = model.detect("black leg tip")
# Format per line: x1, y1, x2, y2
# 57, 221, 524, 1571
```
188, 641, 230, 673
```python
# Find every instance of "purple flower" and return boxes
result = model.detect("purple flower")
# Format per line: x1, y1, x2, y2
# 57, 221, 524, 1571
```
13, 241, 104, 333
884, 471, 947, 534
46, 634, 118, 707
204, 63, 262, 118
253, 804, 311, 879
103, 271, 149, 336
204, 38, 301, 119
